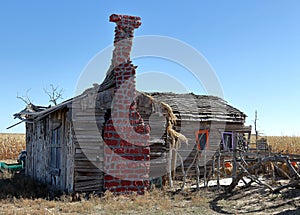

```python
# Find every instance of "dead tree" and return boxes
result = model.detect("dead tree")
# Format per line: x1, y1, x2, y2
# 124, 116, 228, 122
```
44, 84, 64, 106
16, 89, 32, 105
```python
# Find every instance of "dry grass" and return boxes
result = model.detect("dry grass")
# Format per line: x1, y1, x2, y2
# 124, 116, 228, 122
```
266, 136, 300, 154
0, 134, 299, 214
0, 133, 25, 160
251, 135, 300, 154
0, 172, 214, 215
0, 191, 212, 215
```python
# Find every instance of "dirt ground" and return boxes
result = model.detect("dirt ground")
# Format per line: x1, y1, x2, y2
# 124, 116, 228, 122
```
0, 171, 299, 215
208, 183, 300, 214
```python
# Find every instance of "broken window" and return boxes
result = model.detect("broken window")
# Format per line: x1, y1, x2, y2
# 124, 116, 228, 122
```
195, 130, 209, 151
222, 132, 234, 151
50, 125, 61, 170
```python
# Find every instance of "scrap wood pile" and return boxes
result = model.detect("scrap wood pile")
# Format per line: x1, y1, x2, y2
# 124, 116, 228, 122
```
226, 154, 300, 193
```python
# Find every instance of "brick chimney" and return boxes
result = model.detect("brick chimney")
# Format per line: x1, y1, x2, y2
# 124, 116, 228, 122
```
103, 14, 150, 194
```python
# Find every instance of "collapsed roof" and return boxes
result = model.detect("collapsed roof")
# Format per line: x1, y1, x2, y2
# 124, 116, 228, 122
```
12, 84, 246, 126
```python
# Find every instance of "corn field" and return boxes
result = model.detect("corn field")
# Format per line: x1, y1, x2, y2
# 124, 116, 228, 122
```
251, 135, 300, 154
1, 133, 299, 161
266, 136, 300, 154
0, 133, 26, 160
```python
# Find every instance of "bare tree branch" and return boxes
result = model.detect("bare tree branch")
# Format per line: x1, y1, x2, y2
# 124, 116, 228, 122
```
16, 89, 32, 105
44, 84, 64, 106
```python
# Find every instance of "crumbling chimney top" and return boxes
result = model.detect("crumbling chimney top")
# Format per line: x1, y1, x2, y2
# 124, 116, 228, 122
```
109, 14, 141, 28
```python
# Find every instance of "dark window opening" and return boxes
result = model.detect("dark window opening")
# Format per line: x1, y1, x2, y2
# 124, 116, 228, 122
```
222, 132, 234, 151
195, 130, 209, 151
50, 126, 61, 169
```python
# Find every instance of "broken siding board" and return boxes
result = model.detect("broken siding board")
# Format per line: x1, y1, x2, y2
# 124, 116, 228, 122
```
74, 179, 103, 187
74, 186, 103, 192
74, 160, 101, 165
75, 176, 103, 181
66, 119, 75, 192
74, 168, 103, 173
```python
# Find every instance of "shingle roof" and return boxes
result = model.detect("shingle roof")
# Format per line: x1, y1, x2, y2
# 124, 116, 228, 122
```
146, 92, 246, 123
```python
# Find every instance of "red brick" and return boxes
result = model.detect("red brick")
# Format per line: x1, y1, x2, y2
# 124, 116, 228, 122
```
115, 187, 127, 193
107, 139, 119, 146
104, 175, 114, 181
133, 181, 144, 186
115, 174, 126, 179
123, 155, 134, 160
104, 132, 113, 139
134, 126, 146, 133
118, 112, 125, 118
120, 140, 131, 147
128, 187, 138, 192
108, 170, 120, 174
135, 156, 145, 161
114, 148, 124, 154
129, 148, 139, 154
123, 100, 131, 104
117, 94, 124, 99
145, 125, 150, 133
127, 162, 138, 169
140, 162, 150, 168
111, 155, 121, 162
105, 181, 119, 187
140, 174, 149, 179
116, 81, 123, 86
105, 148, 112, 154
127, 174, 138, 179
142, 148, 150, 154
121, 180, 132, 186
116, 163, 126, 169
122, 169, 135, 174
105, 125, 115, 131
113, 133, 120, 139
135, 169, 147, 174
117, 57, 124, 62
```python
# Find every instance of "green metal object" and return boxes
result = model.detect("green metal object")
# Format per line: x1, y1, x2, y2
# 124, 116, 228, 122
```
0, 161, 24, 172
150, 177, 163, 188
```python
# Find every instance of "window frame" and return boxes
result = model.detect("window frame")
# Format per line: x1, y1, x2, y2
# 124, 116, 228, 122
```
222, 132, 234, 151
195, 130, 209, 151
49, 124, 62, 174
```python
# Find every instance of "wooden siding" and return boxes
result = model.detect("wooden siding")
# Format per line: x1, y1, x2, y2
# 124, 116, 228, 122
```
25, 109, 74, 192
23, 87, 249, 192
136, 93, 248, 178
71, 88, 114, 193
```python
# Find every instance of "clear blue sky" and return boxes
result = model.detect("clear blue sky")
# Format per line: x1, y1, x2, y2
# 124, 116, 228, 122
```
1, 0, 299, 136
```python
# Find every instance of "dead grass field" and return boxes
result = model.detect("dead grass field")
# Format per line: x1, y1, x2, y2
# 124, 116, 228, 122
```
0, 133, 25, 160
0, 172, 215, 215
266, 136, 300, 154
251, 135, 300, 154
1, 134, 300, 214
1, 172, 300, 215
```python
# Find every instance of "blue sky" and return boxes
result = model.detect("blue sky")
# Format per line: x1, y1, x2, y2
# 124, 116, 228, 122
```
0, 1, 299, 136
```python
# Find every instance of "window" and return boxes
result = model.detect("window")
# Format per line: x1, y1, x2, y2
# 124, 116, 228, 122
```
195, 130, 209, 151
222, 132, 234, 151
50, 126, 61, 170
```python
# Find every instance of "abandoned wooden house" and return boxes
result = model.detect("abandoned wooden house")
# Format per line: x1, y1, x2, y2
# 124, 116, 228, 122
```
13, 14, 251, 194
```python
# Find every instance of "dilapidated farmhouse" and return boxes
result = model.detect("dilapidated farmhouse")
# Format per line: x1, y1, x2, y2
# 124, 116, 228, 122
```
13, 14, 251, 194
